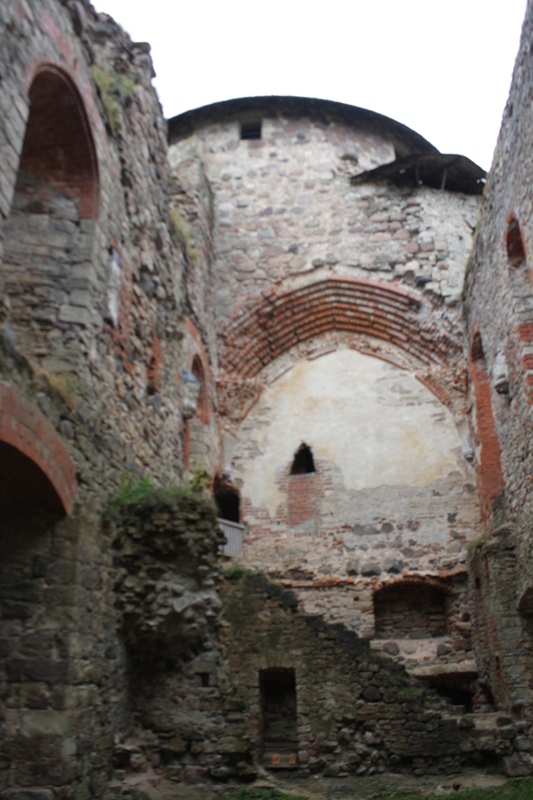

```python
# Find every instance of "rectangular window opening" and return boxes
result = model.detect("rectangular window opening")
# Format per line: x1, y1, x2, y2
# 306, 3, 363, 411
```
241, 121, 262, 140
259, 667, 298, 766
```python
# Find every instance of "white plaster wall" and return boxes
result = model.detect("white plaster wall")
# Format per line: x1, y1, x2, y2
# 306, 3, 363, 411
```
233, 349, 468, 516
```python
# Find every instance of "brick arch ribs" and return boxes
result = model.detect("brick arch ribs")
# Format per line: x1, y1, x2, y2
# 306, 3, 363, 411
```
0, 384, 77, 515
219, 277, 463, 405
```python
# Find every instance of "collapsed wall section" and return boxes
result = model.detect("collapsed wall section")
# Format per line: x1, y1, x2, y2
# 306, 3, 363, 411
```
220, 572, 528, 777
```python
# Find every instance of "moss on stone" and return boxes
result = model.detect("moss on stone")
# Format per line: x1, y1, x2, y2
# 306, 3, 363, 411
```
90, 67, 136, 136
169, 208, 199, 265
107, 475, 217, 523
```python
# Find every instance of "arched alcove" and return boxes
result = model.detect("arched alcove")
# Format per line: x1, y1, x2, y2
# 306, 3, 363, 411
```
191, 355, 208, 423
469, 330, 505, 516
0, 431, 70, 783
2, 66, 98, 364
183, 354, 211, 470
506, 215, 526, 266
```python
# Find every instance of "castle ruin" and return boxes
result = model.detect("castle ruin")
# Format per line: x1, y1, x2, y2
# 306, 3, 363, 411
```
1, 0, 533, 795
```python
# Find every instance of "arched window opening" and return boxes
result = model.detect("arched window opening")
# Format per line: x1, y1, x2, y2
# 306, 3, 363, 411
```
214, 475, 240, 523
373, 582, 448, 639
506, 216, 526, 266
2, 67, 98, 364
191, 355, 208, 423
290, 443, 315, 475
471, 331, 485, 362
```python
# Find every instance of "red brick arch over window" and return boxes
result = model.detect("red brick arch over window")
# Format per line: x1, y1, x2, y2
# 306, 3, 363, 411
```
20, 65, 98, 219
0, 385, 77, 515
220, 277, 463, 404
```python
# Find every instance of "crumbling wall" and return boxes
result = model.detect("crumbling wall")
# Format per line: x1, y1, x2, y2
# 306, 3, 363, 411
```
0, 1, 204, 795
107, 490, 258, 785
221, 572, 529, 777
462, 0, 533, 723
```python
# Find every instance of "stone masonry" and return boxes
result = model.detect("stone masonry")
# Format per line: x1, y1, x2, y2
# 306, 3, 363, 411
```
1, 0, 533, 795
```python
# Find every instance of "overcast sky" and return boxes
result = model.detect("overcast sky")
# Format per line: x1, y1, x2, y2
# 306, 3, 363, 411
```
93, 0, 527, 171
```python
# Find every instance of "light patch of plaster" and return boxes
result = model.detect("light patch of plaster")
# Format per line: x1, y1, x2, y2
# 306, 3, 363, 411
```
234, 349, 467, 515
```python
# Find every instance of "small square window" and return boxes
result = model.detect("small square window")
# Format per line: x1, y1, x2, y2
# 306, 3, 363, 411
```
241, 121, 262, 140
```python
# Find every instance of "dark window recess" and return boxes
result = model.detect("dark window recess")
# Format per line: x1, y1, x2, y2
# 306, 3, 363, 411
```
260, 668, 298, 747
426, 676, 474, 713
241, 121, 262, 140
290, 443, 315, 475
506, 217, 526, 265
214, 475, 240, 522
471, 331, 485, 362
215, 489, 240, 522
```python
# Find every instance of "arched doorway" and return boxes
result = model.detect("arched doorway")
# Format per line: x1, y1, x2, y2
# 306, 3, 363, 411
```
0, 388, 76, 788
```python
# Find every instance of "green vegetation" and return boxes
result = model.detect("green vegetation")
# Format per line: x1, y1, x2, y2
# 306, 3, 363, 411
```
221, 790, 305, 800
90, 67, 136, 136
42, 371, 88, 410
220, 780, 533, 800
222, 564, 258, 580
110, 475, 157, 507
169, 208, 199, 265
375, 780, 533, 800
107, 475, 216, 522
467, 531, 490, 553
184, 466, 212, 493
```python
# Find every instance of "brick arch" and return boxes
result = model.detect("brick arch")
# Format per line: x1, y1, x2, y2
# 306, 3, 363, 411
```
0, 384, 77, 515
3, 65, 99, 360
20, 65, 99, 217
374, 575, 453, 595
220, 277, 462, 393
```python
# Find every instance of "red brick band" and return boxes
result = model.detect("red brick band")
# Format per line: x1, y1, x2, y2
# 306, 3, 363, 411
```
0, 384, 77, 514
220, 277, 463, 403
469, 361, 505, 515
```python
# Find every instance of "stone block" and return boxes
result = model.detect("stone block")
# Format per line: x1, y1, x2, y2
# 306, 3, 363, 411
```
20, 710, 68, 737
382, 641, 400, 656
58, 305, 91, 325
361, 562, 381, 577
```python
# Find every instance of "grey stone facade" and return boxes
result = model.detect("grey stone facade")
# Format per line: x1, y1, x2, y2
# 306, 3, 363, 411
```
1, 0, 533, 795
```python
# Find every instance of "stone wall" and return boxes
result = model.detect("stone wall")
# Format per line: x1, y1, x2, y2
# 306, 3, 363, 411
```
0, 0, 203, 795
168, 109, 480, 320
220, 572, 529, 777
2, 0, 533, 792
463, 0, 533, 724
107, 490, 258, 785
167, 99, 483, 692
